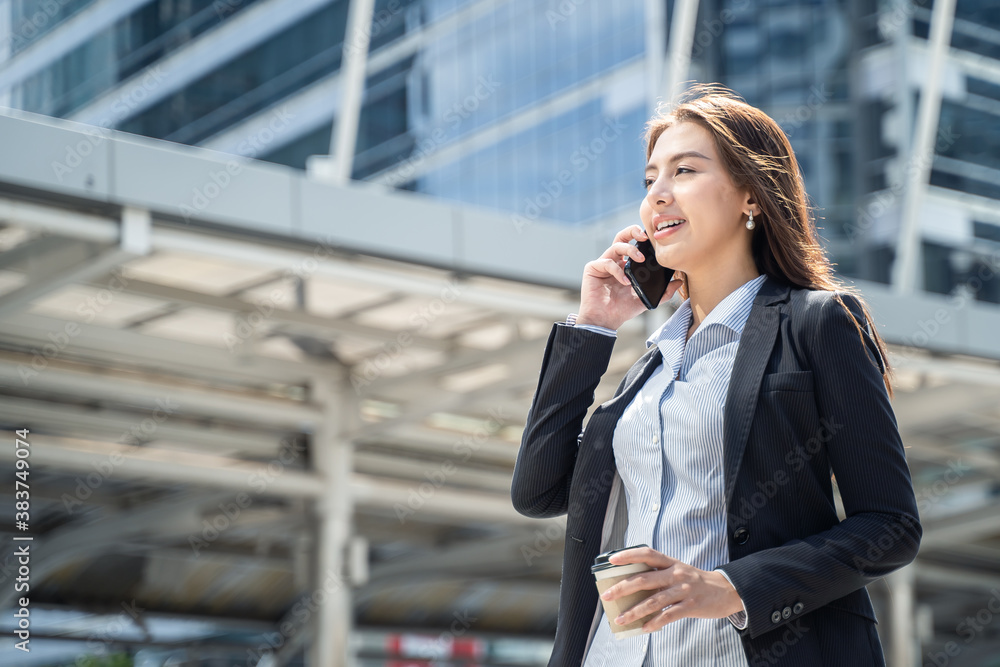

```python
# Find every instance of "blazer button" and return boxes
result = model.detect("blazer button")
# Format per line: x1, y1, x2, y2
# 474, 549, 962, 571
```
793, 602, 804, 614
782, 606, 792, 619
733, 528, 750, 545
771, 611, 782, 624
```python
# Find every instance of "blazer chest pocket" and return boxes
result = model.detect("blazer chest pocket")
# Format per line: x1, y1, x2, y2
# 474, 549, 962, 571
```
760, 370, 814, 393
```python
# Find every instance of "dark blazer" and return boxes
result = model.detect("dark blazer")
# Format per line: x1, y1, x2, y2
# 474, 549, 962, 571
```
510, 274, 921, 667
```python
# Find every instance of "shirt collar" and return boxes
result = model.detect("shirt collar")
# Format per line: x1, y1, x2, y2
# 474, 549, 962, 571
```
645, 273, 769, 349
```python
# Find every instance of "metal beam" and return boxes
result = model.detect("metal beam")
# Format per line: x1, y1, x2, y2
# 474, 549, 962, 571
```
0, 433, 325, 499
0, 394, 285, 457
660, 0, 701, 105
360, 330, 543, 396
921, 503, 1000, 547
354, 424, 518, 466
0, 233, 67, 271
149, 227, 578, 320
0, 355, 323, 429
0, 312, 332, 385
0, 0, 154, 94
0, 206, 150, 319
325, 0, 375, 185
892, 0, 958, 293
68, 0, 338, 127
119, 277, 449, 351
353, 451, 511, 493
0, 197, 119, 243
915, 562, 1000, 591
351, 472, 547, 527
0, 431, 538, 525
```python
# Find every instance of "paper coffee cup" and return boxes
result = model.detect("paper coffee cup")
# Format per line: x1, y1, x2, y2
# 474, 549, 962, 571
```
592, 544, 660, 640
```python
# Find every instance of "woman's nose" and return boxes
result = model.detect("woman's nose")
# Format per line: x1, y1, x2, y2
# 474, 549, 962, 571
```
647, 180, 673, 205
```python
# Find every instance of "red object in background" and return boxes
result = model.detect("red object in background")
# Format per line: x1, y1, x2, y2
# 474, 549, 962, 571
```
384, 632, 486, 662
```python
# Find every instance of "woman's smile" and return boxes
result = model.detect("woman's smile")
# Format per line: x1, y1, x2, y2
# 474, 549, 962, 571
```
652, 218, 687, 241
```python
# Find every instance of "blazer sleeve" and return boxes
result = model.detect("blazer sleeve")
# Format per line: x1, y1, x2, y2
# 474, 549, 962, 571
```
717, 292, 922, 639
510, 322, 617, 519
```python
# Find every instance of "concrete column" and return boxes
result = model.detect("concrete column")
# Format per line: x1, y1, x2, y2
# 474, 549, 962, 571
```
309, 373, 358, 667
889, 564, 917, 667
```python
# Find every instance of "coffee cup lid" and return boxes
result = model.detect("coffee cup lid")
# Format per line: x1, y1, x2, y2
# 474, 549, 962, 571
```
591, 544, 649, 573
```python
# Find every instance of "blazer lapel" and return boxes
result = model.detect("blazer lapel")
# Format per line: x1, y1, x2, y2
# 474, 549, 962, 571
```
722, 275, 791, 506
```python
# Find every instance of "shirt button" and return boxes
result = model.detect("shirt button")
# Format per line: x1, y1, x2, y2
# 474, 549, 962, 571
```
651, 502, 660, 512
652, 434, 659, 444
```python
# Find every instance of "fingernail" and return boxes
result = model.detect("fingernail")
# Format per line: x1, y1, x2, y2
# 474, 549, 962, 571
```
601, 591, 611, 600
615, 615, 625, 624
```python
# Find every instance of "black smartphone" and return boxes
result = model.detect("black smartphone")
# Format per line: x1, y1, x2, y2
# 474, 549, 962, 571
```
623, 239, 674, 310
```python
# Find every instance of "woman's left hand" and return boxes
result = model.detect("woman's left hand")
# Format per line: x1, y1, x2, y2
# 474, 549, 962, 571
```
601, 546, 745, 632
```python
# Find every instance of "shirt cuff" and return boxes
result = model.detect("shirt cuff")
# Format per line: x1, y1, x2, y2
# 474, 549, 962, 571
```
716, 568, 748, 630
565, 313, 617, 338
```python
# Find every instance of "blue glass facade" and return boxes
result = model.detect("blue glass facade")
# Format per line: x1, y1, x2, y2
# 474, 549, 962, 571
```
4, 0, 999, 298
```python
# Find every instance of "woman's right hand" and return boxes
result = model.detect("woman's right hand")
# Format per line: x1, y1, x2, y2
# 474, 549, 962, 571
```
576, 225, 684, 331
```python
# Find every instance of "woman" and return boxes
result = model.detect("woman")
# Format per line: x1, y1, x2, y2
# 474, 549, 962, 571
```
510, 85, 921, 667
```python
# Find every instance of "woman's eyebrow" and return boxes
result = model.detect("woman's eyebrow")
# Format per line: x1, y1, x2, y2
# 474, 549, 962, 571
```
645, 151, 711, 171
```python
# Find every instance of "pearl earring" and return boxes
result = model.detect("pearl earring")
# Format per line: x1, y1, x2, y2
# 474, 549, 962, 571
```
746, 210, 755, 230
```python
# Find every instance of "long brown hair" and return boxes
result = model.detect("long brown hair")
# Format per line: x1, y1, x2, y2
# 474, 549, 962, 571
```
643, 83, 896, 399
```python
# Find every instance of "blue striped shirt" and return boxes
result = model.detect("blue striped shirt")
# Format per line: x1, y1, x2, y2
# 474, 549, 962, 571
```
581, 273, 767, 667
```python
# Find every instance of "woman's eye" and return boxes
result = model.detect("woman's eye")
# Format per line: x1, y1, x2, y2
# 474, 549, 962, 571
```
644, 168, 692, 188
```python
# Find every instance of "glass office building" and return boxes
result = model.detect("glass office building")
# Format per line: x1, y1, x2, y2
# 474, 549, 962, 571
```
5, 0, 998, 300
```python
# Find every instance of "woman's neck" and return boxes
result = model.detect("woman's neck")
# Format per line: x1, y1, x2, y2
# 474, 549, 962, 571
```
686, 264, 761, 332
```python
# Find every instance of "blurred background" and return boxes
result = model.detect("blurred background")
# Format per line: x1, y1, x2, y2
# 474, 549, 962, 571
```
0, 0, 997, 665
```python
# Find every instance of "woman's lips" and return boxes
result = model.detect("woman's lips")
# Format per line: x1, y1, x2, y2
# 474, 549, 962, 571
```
652, 220, 685, 240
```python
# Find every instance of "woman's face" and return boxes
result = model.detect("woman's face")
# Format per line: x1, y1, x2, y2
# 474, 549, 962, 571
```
639, 121, 755, 279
